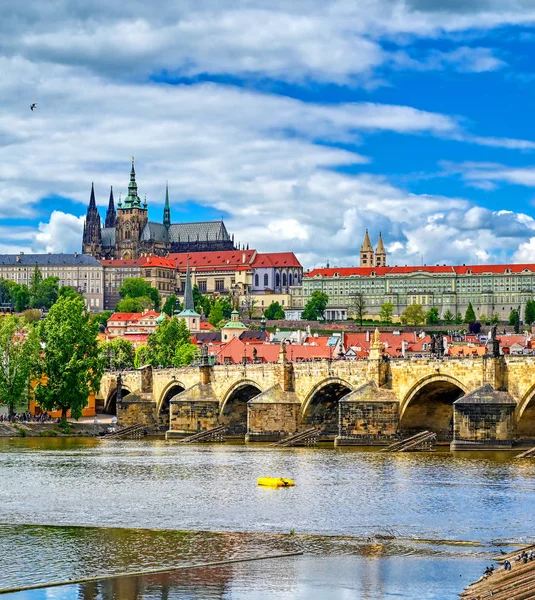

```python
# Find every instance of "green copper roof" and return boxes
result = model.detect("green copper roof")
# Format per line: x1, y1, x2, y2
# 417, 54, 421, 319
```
122, 158, 145, 209
222, 320, 247, 329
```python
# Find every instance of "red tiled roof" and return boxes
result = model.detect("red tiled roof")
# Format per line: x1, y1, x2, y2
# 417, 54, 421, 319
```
199, 321, 216, 330
252, 252, 302, 268
100, 255, 175, 269
306, 264, 535, 278
108, 312, 142, 322
211, 336, 330, 363
169, 250, 256, 271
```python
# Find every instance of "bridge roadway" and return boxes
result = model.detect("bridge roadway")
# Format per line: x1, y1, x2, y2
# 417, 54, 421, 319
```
97, 345, 535, 448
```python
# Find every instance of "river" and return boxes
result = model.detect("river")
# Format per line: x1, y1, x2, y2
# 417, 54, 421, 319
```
0, 437, 533, 599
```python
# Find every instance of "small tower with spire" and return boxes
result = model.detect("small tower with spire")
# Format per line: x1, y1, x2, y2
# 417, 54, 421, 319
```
163, 182, 171, 229
104, 186, 116, 228
360, 229, 374, 267
82, 183, 103, 257
375, 232, 387, 267
177, 263, 201, 333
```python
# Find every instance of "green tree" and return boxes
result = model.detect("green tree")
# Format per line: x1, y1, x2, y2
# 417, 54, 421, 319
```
192, 285, 204, 314
162, 295, 180, 317
22, 309, 41, 323
264, 301, 286, 320
242, 295, 258, 320
0, 279, 11, 305
443, 309, 454, 325
145, 317, 197, 368
479, 314, 490, 326
29, 265, 43, 303
302, 291, 329, 321
134, 345, 150, 369
400, 304, 426, 326
209, 301, 225, 327
118, 277, 160, 310
490, 313, 500, 324
92, 310, 112, 327
29, 268, 59, 310
116, 296, 153, 313
379, 302, 394, 324
525, 300, 535, 326
350, 293, 366, 326
9, 283, 30, 312
464, 302, 476, 324
509, 308, 520, 333
101, 337, 135, 370
455, 312, 463, 325
33, 296, 105, 422
220, 297, 233, 319
202, 296, 212, 318
58, 286, 81, 300
425, 307, 440, 325
0, 316, 39, 416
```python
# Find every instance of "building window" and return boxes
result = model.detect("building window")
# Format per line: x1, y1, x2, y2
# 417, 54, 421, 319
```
276, 273, 280, 288
289, 272, 293, 286
255, 274, 259, 287
264, 274, 268, 287
282, 272, 287, 287
145, 270, 151, 277
198, 280, 207, 292
215, 279, 225, 292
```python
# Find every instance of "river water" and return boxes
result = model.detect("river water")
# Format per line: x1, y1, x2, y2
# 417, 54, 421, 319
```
0, 438, 533, 599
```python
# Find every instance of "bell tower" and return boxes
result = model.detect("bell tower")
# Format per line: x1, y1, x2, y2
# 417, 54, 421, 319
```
115, 157, 148, 259
360, 229, 374, 267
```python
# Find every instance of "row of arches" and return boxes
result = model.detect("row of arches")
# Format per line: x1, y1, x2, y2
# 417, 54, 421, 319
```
104, 377, 535, 440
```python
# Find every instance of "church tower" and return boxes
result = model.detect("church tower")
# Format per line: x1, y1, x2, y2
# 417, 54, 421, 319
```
104, 186, 116, 228
360, 229, 374, 267
163, 182, 171, 229
82, 183, 102, 257
177, 263, 200, 333
114, 158, 148, 259
375, 232, 387, 267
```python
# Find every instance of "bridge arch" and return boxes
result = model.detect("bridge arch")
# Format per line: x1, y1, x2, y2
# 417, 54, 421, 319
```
301, 377, 353, 439
400, 374, 467, 440
220, 379, 263, 436
104, 385, 132, 415
157, 380, 187, 431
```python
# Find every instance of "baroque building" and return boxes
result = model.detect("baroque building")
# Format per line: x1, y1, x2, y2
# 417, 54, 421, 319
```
82, 159, 236, 260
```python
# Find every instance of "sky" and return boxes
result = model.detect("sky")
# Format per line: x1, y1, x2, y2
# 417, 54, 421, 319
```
3, 1, 535, 268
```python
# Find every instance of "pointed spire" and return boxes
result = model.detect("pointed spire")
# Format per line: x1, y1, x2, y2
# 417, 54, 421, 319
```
376, 231, 386, 254
105, 186, 116, 228
124, 156, 142, 208
163, 181, 171, 229
180, 262, 199, 315
89, 183, 97, 211
361, 229, 373, 252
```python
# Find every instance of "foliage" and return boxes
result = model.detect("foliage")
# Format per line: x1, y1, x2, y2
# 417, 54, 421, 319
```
442, 309, 454, 325
478, 314, 490, 326
455, 312, 463, 325
509, 308, 520, 333
350, 294, 366, 326
192, 285, 204, 314
208, 301, 225, 327
490, 313, 500, 324
425, 307, 440, 325
0, 316, 39, 415
33, 296, 105, 422
464, 302, 476, 324
58, 286, 81, 300
118, 277, 160, 310
400, 304, 426, 326
264, 301, 286, 320
241, 295, 258, 320
134, 345, 151, 369
0, 279, 12, 306
29, 267, 59, 310
162, 294, 180, 317
525, 300, 535, 326
10, 283, 30, 312
379, 302, 394, 324
22, 309, 41, 323
302, 291, 329, 321
101, 337, 135, 370
92, 310, 112, 327
116, 296, 153, 313
145, 317, 197, 368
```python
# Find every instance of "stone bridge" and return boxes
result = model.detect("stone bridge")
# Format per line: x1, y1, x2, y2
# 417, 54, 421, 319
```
97, 345, 535, 448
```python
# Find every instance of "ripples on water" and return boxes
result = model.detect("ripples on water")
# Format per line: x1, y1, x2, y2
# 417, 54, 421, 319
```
0, 438, 533, 599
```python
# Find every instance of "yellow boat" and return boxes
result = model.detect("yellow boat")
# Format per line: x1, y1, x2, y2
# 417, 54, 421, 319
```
257, 477, 295, 487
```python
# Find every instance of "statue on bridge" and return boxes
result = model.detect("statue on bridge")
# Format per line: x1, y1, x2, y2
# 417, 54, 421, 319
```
430, 335, 445, 358
116, 372, 123, 403
487, 324, 500, 358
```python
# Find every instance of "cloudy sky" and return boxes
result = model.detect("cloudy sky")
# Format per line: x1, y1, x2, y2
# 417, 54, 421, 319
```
3, 0, 535, 268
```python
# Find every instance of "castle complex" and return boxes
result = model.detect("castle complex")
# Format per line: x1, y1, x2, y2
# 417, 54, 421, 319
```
82, 159, 235, 260
360, 229, 387, 267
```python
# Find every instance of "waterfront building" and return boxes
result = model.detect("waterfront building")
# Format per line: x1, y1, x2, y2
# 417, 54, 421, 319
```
101, 255, 177, 310
291, 263, 535, 321
0, 252, 104, 311
82, 159, 236, 260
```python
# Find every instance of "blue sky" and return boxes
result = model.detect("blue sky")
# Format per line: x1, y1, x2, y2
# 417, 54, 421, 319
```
2, 1, 535, 267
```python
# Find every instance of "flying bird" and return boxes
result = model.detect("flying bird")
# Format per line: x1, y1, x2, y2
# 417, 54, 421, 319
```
30, 103, 37, 111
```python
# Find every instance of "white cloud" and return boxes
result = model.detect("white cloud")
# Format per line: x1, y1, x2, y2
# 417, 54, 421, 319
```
33, 211, 85, 254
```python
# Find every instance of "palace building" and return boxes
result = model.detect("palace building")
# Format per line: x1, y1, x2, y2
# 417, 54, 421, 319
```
82, 159, 236, 260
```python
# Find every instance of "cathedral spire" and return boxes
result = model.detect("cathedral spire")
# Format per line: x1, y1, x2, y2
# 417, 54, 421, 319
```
123, 156, 143, 209
89, 182, 97, 211
182, 261, 195, 312
82, 182, 102, 255
105, 186, 116, 228
163, 181, 171, 229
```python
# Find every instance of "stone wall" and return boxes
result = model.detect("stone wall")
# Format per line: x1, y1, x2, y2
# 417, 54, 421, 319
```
337, 402, 399, 445
454, 404, 515, 442
169, 400, 219, 434
117, 398, 156, 428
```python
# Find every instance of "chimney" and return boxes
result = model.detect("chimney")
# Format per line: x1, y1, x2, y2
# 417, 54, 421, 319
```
74, 252, 78, 258
414, 331, 417, 342
366, 330, 370, 343
242, 252, 246, 264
